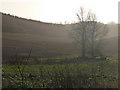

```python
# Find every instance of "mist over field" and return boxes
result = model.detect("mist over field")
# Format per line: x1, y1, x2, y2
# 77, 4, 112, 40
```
2, 13, 118, 58
1, 9, 118, 88
1, 0, 119, 88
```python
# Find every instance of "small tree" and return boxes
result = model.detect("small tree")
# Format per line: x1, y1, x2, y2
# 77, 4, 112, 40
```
74, 7, 108, 57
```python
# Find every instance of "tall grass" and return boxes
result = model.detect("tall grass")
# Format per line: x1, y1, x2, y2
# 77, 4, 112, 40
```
3, 58, 118, 88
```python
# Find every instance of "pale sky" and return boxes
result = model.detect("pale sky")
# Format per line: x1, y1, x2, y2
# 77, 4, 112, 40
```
0, 0, 119, 24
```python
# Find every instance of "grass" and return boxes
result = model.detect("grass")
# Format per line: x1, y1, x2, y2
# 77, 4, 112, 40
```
2, 57, 118, 88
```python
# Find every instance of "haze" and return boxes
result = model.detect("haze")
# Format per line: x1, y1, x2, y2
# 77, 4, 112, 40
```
0, 0, 119, 24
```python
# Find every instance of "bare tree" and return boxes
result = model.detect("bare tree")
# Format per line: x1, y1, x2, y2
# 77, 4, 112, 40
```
74, 7, 108, 57
75, 7, 89, 58
87, 21, 108, 57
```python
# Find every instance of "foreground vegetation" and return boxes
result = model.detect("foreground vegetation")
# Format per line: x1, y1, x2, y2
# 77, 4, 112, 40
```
2, 56, 118, 88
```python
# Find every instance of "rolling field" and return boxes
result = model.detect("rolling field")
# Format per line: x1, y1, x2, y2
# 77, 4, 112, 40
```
2, 13, 118, 57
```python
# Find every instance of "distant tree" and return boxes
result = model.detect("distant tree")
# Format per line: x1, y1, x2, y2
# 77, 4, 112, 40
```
74, 7, 108, 57
59, 21, 63, 24
64, 21, 70, 24
107, 21, 116, 24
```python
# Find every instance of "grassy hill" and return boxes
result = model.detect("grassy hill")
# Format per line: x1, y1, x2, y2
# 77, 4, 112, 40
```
2, 13, 118, 58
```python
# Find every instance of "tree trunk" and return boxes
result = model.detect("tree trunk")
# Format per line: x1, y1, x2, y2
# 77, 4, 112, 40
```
82, 26, 86, 58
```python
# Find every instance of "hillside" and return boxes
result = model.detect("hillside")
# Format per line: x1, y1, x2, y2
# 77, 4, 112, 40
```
2, 13, 77, 57
102, 36, 118, 57
2, 13, 118, 57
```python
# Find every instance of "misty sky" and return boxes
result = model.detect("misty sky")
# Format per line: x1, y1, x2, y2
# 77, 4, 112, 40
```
0, 0, 119, 24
